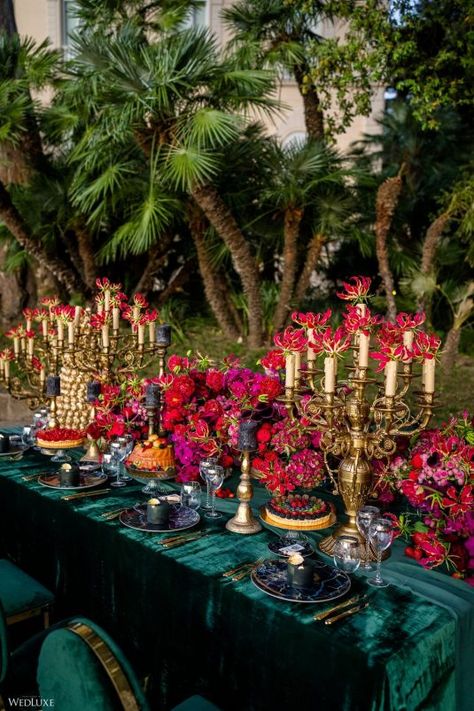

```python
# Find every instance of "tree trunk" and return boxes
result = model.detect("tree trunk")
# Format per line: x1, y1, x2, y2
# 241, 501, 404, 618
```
157, 259, 194, 306
375, 176, 402, 320
0, 180, 85, 294
74, 220, 97, 292
273, 207, 303, 331
134, 233, 175, 297
293, 64, 325, 141
190, 218, 241, 341
0, 0, 17, 34
191, 184, 263, 348
0, 243, 27, 327
294, 232, 325, 305
418, 211, 450, 312
441, 326, 461, 371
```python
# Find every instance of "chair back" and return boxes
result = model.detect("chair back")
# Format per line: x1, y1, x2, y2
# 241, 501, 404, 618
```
37, 617, 149, 711
0, 601, 8, 685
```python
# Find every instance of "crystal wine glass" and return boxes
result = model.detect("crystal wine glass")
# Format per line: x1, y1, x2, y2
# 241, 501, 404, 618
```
368, 518, 393, 588
180, 481, 202, 510
356, 505, 380, 570
117, 435, 134, 482
204, 465, 224, 520
199, 457, 218, 511
333, 535, 361, 574
110, 442, 126, 488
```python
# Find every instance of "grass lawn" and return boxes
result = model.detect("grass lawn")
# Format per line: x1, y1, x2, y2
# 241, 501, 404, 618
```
172, 317, 474, 427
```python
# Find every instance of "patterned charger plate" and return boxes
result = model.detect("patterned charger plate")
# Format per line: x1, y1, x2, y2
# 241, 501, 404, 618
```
251, 559, 350, 603
38, 472, 108, 490
120, 504, 200, 533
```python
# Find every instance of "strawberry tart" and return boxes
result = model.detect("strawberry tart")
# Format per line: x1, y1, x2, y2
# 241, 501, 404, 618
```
36, 427, 85, 449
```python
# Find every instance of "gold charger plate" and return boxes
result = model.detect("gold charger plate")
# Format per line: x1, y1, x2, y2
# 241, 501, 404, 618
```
38, 472, 108, 490
259, 505, 336, 532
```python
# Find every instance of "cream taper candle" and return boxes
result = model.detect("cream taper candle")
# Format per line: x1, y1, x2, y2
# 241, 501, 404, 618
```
112, 307, 120, 331
403, 330, 414, 363
102, 323, 109, 348
384, 360, 398, 397
67, 322, 75, 345
74, 306, 81, 328
324, 357, 336, 393
307, 328, 316, 363
138, 324, 145, 346
148, 322, 156, 343
285, 353, 295, 388
423, 358, 435, 393
104, 290, 111, 313
358, 333, 370, 368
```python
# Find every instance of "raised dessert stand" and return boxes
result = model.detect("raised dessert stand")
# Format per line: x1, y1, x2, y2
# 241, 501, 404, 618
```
38, 439, 84, 464
125, 463, 175, 496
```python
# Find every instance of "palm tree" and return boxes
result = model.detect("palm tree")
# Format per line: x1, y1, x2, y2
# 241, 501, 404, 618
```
262, 139, 352, 329
223, 0, 327, 140
64, 9, 279, 346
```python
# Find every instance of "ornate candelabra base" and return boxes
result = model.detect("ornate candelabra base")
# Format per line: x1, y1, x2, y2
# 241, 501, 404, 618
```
81, 439, 101, 463
319, 527, 389, 562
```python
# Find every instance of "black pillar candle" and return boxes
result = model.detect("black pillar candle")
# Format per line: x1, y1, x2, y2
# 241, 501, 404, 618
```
87, 381, 101, 403
145, 383, 161, 408
155, 324, 172, 347
46, 375, 61, 397
237, 420, 258, 451
0, 434, 10, 453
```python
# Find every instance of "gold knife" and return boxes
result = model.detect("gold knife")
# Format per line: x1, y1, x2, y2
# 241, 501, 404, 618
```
324, 601, 369, 625
314, 594, 366, 621
62, 488, 111, 501
163, 532, 210, 549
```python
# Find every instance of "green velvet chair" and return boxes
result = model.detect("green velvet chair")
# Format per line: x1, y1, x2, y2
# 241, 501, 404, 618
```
37, 617, 221, 711
0, 559, 54, 629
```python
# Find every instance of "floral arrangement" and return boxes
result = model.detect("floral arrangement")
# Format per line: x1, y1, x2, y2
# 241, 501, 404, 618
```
382, 413, 474, 584
87, 378, 148, 442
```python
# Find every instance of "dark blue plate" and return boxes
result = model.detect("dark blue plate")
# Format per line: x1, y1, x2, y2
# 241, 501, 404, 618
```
120, 504, 200, 533
251, 559, 350, 603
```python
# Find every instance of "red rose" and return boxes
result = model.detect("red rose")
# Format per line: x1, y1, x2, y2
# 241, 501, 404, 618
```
205, 369, 225, 392
256, 424, 272, 443
108, 420, 125, 438
411, 453, 423, 469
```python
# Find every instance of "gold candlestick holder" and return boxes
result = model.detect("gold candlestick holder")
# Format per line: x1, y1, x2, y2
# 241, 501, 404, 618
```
48, 395, 59, 429
226, 449, 262, 535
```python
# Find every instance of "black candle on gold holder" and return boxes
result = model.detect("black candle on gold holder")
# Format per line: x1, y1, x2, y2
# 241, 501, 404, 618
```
145, 383, 161, 437
155, 324, 171, 347
155, 324, 171, 378
145, 383, 160, 408
226, 419, 261, 535
0, 433, 10, 453
46, 375, 61, 397
86, 381, 101, 403
237, 420, 258, 452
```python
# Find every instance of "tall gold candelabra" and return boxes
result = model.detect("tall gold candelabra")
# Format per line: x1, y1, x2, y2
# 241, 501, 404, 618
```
284, 354, 436, 558
0, 291, 171, 429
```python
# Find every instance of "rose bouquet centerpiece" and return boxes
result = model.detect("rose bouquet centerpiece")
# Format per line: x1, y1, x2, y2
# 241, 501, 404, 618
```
383, 413, 474, 584
158, 354, 287, 482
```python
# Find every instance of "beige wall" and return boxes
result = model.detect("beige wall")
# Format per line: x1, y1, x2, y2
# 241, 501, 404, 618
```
13, 0, 383, 152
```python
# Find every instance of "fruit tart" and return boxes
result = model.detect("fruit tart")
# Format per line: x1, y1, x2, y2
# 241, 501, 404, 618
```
265, 494, 333, 529
36, 427, 85, 449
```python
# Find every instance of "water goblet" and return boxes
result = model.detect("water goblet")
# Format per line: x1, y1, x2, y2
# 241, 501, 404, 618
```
199, 457, 218, 511
333, 535, 361, 575
368, 518, 393, 588
180, 481, 202, 510
204, 465, 224, 520
356, 505, 380, 570
22, 426, 35, 448
117, 435, 134, 482
110, 442, 126, 488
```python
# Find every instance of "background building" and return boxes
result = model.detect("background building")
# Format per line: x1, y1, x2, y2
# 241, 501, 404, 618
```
13, 0, 384, 151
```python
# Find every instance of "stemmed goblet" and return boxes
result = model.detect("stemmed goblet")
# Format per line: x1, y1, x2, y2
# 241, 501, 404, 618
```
110, 442, 126, 488
368, 518, 393, 588
356, 505, 380, 570
204, 465, 224, 520
117, 435, 134, 482
333, 535, 361, 574
180, 481, 202, 510
199, 457, 218, 511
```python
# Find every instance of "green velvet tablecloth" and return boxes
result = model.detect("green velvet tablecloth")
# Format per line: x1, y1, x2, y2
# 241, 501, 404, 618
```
0, 442, 472, 711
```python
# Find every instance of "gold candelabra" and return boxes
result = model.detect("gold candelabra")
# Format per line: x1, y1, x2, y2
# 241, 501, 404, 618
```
284, 352, 436, 559
0, 289, 171, 429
